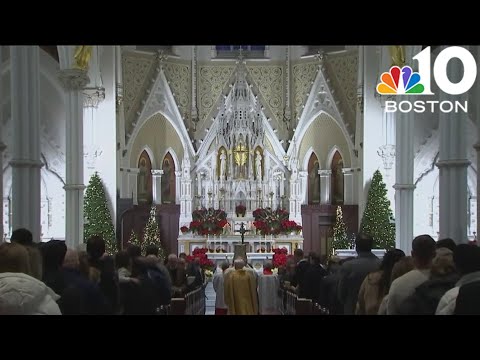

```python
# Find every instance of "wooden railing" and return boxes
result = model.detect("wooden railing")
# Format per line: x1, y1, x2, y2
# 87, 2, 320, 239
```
278, 288, 329, 315
169, 285, 206, 315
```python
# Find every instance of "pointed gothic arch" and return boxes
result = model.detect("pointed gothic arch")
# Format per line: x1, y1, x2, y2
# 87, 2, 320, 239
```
330, 150, 344, 205
161, 152, 176, 204
307, 152, 320, 204
138, 150, 153, 205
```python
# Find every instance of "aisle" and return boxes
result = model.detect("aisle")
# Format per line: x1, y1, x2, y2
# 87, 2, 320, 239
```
205, 281, 216, 315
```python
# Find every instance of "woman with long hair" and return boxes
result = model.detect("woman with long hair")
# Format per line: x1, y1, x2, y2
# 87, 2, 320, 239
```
356, 249, 405, 315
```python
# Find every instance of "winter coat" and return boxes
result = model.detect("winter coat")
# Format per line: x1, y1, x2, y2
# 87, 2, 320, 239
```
0, 272, 61, 315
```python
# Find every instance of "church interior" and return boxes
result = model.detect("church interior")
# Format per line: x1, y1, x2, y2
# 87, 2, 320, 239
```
1, 45, 479, 315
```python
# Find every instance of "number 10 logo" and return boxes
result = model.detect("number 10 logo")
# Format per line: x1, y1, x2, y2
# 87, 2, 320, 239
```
376, 46, 477, 96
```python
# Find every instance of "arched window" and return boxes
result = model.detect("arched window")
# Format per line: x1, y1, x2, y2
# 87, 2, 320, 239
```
137, 150, 153, 205
161, 152, 176, 204
308, 153, 320, 205
214, 45, 267, 59
330, 151, 344, 205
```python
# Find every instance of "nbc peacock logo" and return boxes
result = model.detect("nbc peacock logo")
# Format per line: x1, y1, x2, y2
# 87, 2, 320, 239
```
376, 66, 425, 95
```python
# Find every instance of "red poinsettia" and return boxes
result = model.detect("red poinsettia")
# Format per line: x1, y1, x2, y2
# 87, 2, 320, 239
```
187, 247, 215, 271
272, 247, 289, 268
189, 208, 227, 236
253, 207, 290, 235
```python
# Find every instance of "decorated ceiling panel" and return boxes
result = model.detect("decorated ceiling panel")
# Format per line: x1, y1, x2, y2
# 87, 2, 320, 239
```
246, 64, 284, 132
122, 52, 156, 137
324, 52, 358, 136
292, 61, 319, 123
198, 65, 236, 129
162, 60, 191, 123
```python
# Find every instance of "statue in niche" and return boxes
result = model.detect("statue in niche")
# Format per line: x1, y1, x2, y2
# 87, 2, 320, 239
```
138, 158, 148, 203
332, 160, 344, 204
309, 160, 320, 204
255, 150, 262, 181
219, 149, 227, 180
162, 158, 172, 203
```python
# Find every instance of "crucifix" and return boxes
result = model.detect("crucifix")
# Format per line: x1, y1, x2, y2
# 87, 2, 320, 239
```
234, 143, 248, 178
234, 222, 249, 263
239, 222, 249, 244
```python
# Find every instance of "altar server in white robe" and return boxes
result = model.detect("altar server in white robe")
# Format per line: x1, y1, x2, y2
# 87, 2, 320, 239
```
213, 262, 230, 315
258, 262, 280, 315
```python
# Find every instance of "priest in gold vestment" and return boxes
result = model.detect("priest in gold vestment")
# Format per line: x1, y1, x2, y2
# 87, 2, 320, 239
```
224, 258, 258, 315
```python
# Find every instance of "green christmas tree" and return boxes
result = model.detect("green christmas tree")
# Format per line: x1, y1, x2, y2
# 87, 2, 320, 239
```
142, 205, 166, 258
84, 172, 116, 255
332, 206, 350, 250
128, 229, 140, 248
360, 169, 395, 249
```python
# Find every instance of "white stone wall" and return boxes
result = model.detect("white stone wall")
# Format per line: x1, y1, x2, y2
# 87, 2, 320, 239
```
84, 46, 117, 226
2, 48, 68, 240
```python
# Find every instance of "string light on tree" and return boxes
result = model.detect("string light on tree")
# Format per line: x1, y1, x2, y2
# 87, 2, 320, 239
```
360, 170, 395, 249
84, 172, 116, 255
142, 205, 166, 258
332, 206, 349, 251
128, 229, 140, 248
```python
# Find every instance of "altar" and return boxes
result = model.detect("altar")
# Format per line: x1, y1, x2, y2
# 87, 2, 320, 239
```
178, 233, 303, 271
175, 60, 304, 267
177, 233, 303, 256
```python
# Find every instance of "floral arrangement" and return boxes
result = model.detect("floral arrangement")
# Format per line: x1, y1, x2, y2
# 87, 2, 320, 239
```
189, 208, 228, 236
204, 269, 214, 280
281, 220, 302, 234
180, 226, 189, 234
252, 207, 301, 235
272, 247, 289, 268
235, 204, 246, 217
186, 247, 215, 271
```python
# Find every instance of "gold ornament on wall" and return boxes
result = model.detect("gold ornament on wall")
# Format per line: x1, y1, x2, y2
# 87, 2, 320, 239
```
74, 45, 93, 71
389, 46, 406, 67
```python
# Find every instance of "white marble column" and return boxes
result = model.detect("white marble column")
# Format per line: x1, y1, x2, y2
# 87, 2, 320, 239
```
58, 61, 89, 248
0, 46, 5, 242
9, 46, 43, 242
319, 170, 332, 205
394, 107, 415, 253
128, 168, 140, 205
342, 168, 356, 205
119, 167, 129, 198
473, 47, 480, 241
180, 155, 193, 225
175, 170, 182, 204
151, 169, 164, 205
436, 56, 470, 244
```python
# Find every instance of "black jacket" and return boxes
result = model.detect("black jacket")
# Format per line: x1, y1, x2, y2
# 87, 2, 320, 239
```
303, 264, 328, 303
454, 280, 480, 315
59, 268, 109, 315
292, 259, 310, 298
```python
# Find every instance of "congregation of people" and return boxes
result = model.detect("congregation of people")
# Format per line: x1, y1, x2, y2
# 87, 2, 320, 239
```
212, 233, 480, 315
0, 228, 205, 315
2, 227, 480, 315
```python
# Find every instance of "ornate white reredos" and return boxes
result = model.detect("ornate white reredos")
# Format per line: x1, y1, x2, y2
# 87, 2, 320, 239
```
287, 64, 355, 165
175, 61, 302, 222
196, 62, 286, 163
